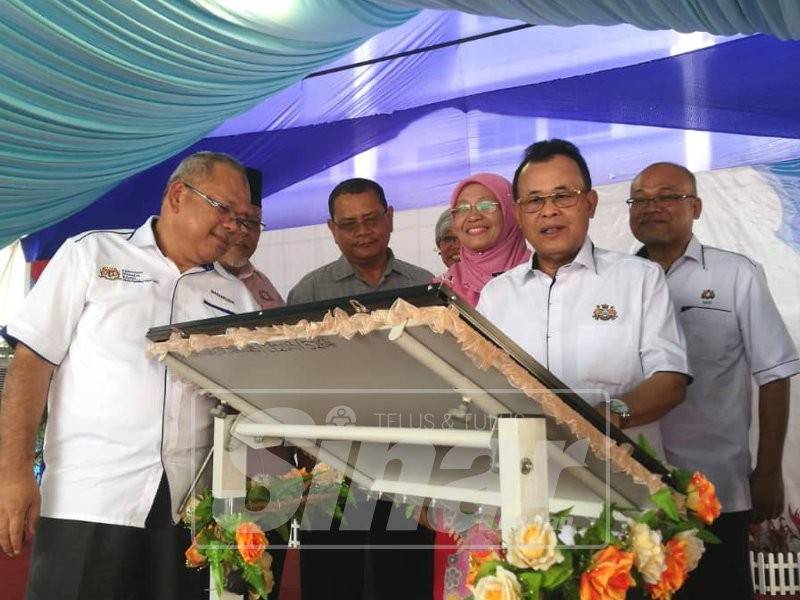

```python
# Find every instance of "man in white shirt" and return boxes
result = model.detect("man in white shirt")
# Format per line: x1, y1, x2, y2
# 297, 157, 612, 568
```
477, 139, 690, 458
629, 162, 799, 600
0, 152, 259, 600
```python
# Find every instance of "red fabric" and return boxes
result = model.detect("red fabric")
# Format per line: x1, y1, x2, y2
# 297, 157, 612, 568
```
0, 541, 31, 600
30, 260, 49, 283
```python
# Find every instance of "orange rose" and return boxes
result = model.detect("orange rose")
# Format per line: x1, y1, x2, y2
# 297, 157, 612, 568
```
467, 549, 502, 589
579, 546, 636, 600
235, 521, 268, 564
185, 537, 206, 568
645, 537, 690, 599
685, 472, 721, 525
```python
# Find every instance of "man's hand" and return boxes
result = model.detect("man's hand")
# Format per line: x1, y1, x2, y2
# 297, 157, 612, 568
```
750, 466, 784, 523
0, 468, 40, 556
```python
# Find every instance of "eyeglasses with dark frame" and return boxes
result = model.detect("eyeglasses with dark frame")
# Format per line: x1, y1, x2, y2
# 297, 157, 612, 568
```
449, 199, 500, 218
180, 180, 264, 231
626, 193, 697, 209
515, 188, 585, 213
331, 210, 388, 233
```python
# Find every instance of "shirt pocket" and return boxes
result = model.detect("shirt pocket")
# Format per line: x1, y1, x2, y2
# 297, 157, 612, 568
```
575, 317, 636, 396
678, 305, 738, 365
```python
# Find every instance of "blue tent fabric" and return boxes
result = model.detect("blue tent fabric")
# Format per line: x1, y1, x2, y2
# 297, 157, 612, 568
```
4, 0, 800, 252
380, 0, 800, 39
0, 0, 418, 248
22, 33, 800, 261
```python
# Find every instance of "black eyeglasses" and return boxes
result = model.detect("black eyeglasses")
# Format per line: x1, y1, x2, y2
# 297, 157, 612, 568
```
181, 181, 264, 231
515, 189, 585, 213
626, 193, 696, 209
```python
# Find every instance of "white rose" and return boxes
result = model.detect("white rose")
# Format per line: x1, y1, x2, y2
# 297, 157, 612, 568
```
629, 522, 667, 584
675, 529, 705, 572
474, 566, 521, 600
506, 515, 564, 571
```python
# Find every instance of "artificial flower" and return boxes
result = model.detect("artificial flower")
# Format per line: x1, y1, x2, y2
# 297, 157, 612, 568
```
629, 522, 667, 584
235, 521, 268, 564
579, 545, 636, 600
685, 472, 721, 525
506, 515, 564, 571
184, 536, 206, 568
473, 565, 521, 600
645, 537, 690, 599
673, 530, 704, 572
467, 549, 503, 589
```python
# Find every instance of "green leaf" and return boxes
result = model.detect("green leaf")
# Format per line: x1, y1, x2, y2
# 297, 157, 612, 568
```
518, 571, 543, 599
650, 488, 680, 522
405, 504, 415, 519
637, 434, 659, 461
582, 504, 613, 545
637, 510, 660, 528
551, 506, 574, 530
542, 552, 574, 590
210, 561, 225, 599
473, 559, 502, 585
670, 468, 693, 493
561, 577, 581, 600
242, 561, 268, 599
694, 528, 722, 544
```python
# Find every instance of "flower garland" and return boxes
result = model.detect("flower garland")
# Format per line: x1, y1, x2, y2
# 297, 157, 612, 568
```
467, 467, 722, 600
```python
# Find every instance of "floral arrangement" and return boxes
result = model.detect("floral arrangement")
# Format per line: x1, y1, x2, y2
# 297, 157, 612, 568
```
750, 505, 800, 554
183, 490, 273, 599
467, 468, 722, 600
182, 462, 348, 599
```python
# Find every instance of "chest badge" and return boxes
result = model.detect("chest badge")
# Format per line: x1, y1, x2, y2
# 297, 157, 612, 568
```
592, 304, 618, 321
701, 289, 715, 300
99, 265, 120, 280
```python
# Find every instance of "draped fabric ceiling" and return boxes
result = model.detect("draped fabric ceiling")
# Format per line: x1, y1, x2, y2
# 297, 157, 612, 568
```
2, 0, 800, 256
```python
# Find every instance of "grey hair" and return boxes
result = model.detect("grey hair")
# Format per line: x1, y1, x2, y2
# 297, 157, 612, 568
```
435, 208, 454, 243
165, 151, 247, 190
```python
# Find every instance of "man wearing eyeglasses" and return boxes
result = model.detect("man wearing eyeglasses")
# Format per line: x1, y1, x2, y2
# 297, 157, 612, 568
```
286, 177, 434, 600
220, 167, 284, 310
477, 140, 690, 460
286, 177, 433, 304
0, 151, 259, 600
630, 162, 799, 600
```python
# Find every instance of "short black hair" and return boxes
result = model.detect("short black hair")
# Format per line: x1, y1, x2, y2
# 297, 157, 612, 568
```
328, 178, 388, 217
512, 139, 592, 199
245, 167, 263, 207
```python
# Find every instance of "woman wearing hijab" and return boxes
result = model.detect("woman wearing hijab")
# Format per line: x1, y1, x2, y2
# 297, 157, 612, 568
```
434, 173, 530, 600
441, 172, 530, 306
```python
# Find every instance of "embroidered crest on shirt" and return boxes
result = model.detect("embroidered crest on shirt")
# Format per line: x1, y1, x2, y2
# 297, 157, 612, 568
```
99, 266, 120, 280
592, 304, 618, 321
701, 289, 715, 301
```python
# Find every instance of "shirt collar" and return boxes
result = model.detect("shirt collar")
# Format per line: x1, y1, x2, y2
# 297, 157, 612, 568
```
331, 249, 400, 281
130, 216, 219, 274
635, 235, 706, 269
129, 216, 159, 248
530, 236, 597, 276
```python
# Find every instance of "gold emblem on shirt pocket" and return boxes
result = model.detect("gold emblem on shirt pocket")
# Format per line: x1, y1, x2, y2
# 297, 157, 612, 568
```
99, 266, 120, 280
592, 304, 618, 321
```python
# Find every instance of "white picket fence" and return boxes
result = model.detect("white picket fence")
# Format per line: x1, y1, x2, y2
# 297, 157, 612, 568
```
751, 551, 800, 595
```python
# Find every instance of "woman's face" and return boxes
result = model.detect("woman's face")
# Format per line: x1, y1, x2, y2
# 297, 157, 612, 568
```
452, 183, 504, 252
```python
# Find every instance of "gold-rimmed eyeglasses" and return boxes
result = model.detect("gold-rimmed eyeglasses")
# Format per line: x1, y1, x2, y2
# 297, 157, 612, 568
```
181, 180, 264, 231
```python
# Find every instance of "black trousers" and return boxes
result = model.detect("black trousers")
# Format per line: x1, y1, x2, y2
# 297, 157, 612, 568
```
675, 510, 753, 600
26, 475, 206, 600
300, 497, 433, 600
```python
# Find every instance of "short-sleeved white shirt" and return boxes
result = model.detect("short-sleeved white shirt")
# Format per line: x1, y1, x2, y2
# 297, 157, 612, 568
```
6, 218, 259, 527
647, 236, 800, 512
477, 237, 690, 458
